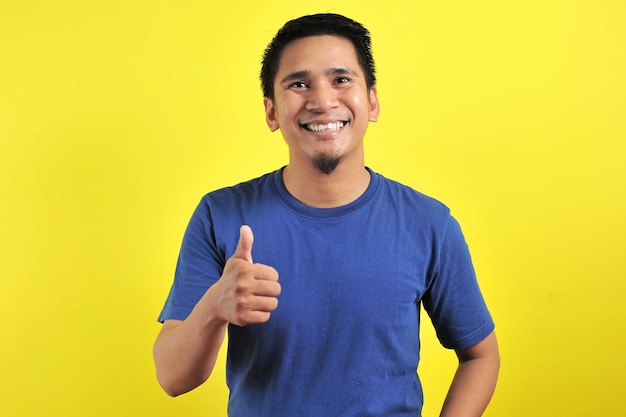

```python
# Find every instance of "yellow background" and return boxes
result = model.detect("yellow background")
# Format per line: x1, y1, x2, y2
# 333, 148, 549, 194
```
1, 1, 624, 416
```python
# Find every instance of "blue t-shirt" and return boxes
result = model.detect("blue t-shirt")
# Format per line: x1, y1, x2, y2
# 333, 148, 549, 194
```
158, 168, 494, 417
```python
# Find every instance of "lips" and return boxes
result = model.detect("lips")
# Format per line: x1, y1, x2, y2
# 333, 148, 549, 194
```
301, 121, 346, 133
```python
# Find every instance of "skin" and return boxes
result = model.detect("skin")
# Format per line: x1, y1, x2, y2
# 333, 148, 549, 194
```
440, 332, 500, 417
153, 225, 280, 396
264, 35, 380, 208
153, 35, 499, 416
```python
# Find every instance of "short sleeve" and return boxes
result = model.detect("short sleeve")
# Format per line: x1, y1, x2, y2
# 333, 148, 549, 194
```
157, 197, 226, 322
422, 215, 494, 349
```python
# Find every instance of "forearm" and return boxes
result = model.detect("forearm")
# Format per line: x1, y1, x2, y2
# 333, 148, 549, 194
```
153, 288, 228, 396
439, 332, 500, 417
153, 227, 280, 396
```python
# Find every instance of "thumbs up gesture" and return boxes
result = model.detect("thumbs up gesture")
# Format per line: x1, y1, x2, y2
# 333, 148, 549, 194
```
213, 225, 281, 327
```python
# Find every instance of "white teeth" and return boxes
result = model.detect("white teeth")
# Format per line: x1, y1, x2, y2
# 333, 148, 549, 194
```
306, 122, 344, 132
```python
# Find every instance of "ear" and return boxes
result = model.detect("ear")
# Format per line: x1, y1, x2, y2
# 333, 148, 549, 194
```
368, 87, 380, 122
264, 97, 280, 132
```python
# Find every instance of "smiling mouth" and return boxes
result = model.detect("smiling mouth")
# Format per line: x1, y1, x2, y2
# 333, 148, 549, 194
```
302, 121, 346, 133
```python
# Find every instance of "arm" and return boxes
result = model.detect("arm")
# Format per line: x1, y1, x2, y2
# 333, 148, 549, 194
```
153, 226, 281, 396
439, 331, 500, 417
152, 293, 227, 397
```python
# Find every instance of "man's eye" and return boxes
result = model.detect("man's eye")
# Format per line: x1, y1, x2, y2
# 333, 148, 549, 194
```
335, 77, 351, 84
290, 81, 308, 89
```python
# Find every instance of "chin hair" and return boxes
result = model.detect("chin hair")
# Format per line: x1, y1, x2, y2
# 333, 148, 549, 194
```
313, 155, 341, 175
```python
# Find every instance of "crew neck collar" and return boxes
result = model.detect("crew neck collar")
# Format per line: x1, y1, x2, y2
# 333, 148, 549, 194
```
272, 167, 379, 219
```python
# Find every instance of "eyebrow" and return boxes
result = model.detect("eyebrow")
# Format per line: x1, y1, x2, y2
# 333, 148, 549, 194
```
279, 67, 359, 85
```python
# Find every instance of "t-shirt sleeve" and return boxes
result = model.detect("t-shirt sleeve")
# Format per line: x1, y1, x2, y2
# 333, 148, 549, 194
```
422, 215, 495, 349
157, 197, 226, 322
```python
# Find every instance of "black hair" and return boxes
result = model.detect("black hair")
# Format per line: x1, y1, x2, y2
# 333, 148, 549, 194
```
260, 13, 376, 100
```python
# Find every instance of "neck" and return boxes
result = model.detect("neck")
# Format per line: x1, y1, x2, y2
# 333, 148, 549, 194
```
282, 159, 371, 208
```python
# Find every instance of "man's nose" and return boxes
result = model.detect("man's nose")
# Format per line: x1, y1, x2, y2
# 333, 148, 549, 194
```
306, 83, 338, 112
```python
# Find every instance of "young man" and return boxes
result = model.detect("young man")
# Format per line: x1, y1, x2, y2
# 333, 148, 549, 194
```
154, 13, 499, 417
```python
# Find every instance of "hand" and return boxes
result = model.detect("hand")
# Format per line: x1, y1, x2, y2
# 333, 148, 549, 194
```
213, 225, 281, 327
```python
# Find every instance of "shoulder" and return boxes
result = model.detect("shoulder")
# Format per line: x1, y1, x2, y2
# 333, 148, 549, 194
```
193, 170, 280, 215
205, 170, 277, 199
373, 171, 451, 221
182, 170, 280, 230
188, 169, 286, 242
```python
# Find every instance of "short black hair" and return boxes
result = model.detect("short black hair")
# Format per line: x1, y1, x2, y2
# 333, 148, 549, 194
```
260, 13, 376, 100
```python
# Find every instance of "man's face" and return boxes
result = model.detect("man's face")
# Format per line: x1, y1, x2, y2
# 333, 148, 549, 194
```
264, 35, 379, 174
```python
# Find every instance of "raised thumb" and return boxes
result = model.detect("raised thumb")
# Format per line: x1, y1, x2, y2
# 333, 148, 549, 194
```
233, 225, 254, 263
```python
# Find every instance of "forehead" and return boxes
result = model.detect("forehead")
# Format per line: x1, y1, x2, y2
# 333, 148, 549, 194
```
276, 35, 360, 75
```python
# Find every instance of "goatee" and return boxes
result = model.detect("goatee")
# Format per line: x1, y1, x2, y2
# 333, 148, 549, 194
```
313, 155, 341, 175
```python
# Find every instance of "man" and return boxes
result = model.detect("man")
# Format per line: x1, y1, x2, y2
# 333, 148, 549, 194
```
154, 13, 499, 417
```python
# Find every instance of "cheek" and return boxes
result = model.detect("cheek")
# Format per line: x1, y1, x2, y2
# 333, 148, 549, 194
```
280, 105, 292, 119
346, 91, 370, 114
278, 90, 307, 112
278, 99, 300, 123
